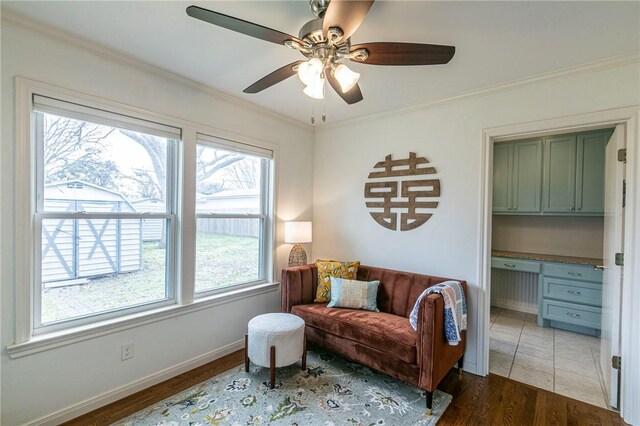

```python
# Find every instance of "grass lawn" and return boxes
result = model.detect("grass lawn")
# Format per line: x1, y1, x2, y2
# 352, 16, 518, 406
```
41, 232, 259, 324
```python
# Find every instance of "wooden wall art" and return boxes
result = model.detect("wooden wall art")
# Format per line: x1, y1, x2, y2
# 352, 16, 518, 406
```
364, 152, 440, 231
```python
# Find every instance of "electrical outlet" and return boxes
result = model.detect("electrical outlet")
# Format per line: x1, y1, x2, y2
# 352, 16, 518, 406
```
121, 343, 134, 361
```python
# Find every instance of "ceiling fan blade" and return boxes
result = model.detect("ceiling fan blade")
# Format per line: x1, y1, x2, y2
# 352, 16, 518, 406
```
243, 61, 305, 94
350, 42, 455, 65
186, 5, 302, 46
322, 0, 374, 42
327, 72, 364, 105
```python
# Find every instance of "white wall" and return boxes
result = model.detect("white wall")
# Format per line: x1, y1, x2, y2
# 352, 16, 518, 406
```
492, 215, 604, 259
313, 61, 640, 374
0, 19, 314, 425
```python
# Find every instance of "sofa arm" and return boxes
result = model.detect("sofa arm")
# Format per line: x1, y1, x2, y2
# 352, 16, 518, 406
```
416, 292, 466, 392
281, 264, 317, 313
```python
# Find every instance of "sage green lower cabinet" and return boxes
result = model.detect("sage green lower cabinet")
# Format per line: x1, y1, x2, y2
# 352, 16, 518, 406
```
537, 262, 603, 336
541, 300, 602, 330
491, 257, 602, 336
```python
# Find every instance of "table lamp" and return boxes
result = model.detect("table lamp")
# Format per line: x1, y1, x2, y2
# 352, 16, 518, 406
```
285, 221, 312, 267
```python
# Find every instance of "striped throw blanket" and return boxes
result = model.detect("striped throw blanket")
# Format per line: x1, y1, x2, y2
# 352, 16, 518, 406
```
409, 280, 467, 346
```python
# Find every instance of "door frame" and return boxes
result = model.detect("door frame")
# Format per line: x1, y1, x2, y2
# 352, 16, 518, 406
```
477, 106, 640, 423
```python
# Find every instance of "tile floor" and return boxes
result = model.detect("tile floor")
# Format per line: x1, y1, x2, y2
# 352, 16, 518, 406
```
489, 306, 609, 409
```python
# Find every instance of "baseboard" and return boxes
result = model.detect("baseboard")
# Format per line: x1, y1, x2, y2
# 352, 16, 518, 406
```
491, 299, 537, 315
25, 339, 244, 426
461, 360, 479, 376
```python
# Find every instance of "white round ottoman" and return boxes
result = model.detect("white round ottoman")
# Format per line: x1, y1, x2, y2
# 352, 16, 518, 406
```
244, 313, 306, 389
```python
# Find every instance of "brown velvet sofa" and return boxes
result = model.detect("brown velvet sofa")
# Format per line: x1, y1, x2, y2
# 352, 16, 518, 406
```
281, 264, 467, 415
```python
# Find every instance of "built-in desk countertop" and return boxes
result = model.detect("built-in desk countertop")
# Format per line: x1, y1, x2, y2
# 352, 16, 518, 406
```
492, 250, 602, 267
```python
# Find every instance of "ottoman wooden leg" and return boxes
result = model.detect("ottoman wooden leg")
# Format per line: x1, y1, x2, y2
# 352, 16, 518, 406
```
244, 334, 250, 372
270, 345, 276, 389
301, 334, 307, 371
426, 391, 433, 416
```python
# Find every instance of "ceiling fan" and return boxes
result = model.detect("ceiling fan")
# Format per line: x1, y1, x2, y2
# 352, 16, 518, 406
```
186, 0, 455, 106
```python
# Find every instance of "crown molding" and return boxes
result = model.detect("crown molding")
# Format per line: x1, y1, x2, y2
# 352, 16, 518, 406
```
316, 52, 640, 132
1, 9, 312, 131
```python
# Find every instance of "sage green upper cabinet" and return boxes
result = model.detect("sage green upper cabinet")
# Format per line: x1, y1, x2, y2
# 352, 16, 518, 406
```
542, 130, 610, 215
512, 140, 543, 212
543, 135, 577, 213
493, 139, 542, 214
576, 131, 609, 214
492, 143, 512, 212
494, 129, 611, 216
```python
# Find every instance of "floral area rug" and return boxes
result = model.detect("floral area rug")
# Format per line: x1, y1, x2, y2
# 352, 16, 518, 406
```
117, 346, 452, 426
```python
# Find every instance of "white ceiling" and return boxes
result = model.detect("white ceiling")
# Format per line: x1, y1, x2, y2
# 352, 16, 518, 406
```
3, 1, 639, 124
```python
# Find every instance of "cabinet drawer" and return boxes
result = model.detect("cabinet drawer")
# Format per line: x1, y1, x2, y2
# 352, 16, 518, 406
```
543, 263, 602, 282
491, 257, 541, 273
542, 299, 601, 329
543, 277, 601, 306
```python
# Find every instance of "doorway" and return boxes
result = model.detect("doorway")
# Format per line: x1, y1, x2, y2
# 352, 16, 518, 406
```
477, 108, 640, 423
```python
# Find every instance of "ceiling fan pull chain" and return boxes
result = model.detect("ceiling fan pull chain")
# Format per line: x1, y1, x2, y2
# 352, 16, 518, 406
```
322, 85, 326, 123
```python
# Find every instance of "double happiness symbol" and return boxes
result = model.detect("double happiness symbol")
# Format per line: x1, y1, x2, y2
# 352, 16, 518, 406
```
364, 152, 440, 231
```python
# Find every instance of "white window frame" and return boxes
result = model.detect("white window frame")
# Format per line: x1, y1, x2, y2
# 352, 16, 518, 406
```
194, 134, 274, 296
31, 100, 180, 334
11, 78, 278, 356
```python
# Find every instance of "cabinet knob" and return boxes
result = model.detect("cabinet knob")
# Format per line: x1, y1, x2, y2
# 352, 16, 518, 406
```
567, 290, 582, 296
566, 312, 581, 318
568, 206, 575, 211
567, 272, 582, 277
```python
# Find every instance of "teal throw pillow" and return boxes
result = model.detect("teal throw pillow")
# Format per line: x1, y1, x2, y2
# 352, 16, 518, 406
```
327, 277, 380, 312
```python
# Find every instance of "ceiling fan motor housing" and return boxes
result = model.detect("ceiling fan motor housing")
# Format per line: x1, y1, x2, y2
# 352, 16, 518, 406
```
309, 0, 331, 18
299, 18, 324, 45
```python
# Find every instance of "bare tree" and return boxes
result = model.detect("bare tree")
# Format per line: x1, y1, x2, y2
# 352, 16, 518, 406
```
219, 157, 260, 190
44, 115, 118, 188
120, 129, 245, 198
195, 145, 245, 191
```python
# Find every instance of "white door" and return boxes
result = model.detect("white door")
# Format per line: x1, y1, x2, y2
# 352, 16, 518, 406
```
600, 124, 625, 408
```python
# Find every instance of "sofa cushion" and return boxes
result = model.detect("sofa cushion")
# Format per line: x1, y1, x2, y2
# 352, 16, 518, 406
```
327, 277, 380, 312
315, 260, 360, 302
291, 303, 417, 364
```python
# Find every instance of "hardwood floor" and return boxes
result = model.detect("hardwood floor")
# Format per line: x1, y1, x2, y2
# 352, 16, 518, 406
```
64, 349, 626, 426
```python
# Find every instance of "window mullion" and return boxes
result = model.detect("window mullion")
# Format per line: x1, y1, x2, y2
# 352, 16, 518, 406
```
180, 128, 197, 305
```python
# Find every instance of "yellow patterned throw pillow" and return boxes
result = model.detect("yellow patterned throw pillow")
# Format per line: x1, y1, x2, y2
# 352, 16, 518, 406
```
314, 259, 360, 303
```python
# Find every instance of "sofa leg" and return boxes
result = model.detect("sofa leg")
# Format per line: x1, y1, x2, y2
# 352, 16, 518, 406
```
426, 391, 433, 416
458, 354, 464, 375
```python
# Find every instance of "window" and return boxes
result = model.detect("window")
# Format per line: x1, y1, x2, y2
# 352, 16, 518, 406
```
33, 95, 179, 332
14, 85, 276, 347
194, 134, 272, 294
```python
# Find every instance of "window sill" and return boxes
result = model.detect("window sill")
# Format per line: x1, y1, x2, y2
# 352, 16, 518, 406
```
7, 281, 280, 359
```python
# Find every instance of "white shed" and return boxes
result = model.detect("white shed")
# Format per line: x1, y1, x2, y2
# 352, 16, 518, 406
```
131, 198, 165, 242
42, 181, 142, 284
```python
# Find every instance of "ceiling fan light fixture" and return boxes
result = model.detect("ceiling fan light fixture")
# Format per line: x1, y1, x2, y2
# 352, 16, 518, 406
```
303, 78, 325, 99
297, 58, 324, 86
333, 63, 360, 93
